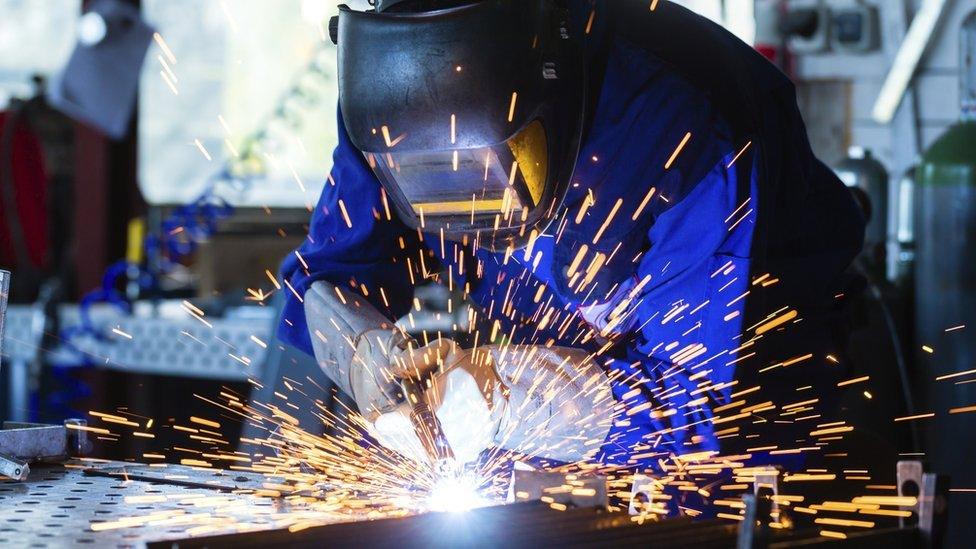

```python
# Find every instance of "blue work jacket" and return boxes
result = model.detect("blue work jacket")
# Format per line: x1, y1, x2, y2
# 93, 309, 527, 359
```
278, 1, 864, 467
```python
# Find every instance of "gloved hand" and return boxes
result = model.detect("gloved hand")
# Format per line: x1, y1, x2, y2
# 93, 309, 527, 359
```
371, 343, 615, 465
304, 280, 420, 420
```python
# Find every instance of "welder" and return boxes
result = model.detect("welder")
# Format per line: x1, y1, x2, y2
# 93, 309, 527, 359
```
279, 0, 865, 470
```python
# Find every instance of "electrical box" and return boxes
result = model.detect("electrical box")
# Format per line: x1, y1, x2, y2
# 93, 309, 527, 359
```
785, 0, 831, 54
832, 3, 881, 53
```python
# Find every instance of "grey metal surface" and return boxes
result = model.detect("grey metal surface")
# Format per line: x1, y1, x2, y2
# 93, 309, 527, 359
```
0, 461, 347, 548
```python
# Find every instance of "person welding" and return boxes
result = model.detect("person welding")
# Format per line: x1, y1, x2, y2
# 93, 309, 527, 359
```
278, 0, 865, 470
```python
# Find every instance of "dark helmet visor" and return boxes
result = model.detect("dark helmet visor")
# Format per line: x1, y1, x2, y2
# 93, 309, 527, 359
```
336, 0, 585, 248
366, 120, 548, 224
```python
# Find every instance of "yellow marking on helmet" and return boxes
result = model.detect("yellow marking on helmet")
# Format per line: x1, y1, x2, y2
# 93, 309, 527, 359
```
411, 199, 518, 216
507, 120, 548, 207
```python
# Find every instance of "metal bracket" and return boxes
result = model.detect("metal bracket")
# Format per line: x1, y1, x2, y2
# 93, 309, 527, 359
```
0, 454, 29, 481
753, 467, 782, 520
897, 460, 949, 548
628, 473, 658, 515
737, 493, 773, 549
736, 467, 781, 549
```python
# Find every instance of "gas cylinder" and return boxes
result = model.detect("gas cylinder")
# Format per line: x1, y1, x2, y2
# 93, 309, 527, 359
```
914, 10, 976, 546
834, 147, 888, 276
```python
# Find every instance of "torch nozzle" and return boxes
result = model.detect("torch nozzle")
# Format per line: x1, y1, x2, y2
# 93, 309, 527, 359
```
399, 376, 456, 468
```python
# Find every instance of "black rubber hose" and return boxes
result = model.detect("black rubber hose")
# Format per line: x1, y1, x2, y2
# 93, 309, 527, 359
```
856, 258, 919, 451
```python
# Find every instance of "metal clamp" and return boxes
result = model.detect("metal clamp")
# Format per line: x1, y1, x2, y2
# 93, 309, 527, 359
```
897, 460, 949, 548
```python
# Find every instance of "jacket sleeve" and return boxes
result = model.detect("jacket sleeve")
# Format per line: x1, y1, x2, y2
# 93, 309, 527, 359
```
597, 149, 755, 465
277, 111, 426, 355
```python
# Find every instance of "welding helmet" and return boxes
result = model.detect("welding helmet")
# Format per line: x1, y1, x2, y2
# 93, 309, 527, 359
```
333, 0, 586, 250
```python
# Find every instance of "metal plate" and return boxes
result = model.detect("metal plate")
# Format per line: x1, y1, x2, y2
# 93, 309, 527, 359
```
0, 461, 349, 548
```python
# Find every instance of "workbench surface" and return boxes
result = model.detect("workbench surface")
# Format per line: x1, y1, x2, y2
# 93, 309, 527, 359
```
0, 460, 349, 548
0, 461, 928, 548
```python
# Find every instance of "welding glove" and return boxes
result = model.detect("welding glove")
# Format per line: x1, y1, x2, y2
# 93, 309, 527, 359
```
305, 280, 421, 420
371, 344, 615, 465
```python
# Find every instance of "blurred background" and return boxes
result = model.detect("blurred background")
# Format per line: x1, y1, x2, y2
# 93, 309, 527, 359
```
1, 0, 974, 542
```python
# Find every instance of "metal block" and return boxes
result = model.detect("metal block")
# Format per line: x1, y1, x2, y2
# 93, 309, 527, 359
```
507, 469, 607, 508
0, 419, 92, 460
1, 422, 69, 461
0, 419, 92, 480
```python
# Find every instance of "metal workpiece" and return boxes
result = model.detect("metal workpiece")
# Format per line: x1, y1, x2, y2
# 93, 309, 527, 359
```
752, 468, 783, 524
151, 498, 927, 549
0, 421, 91, 463
0, 419, 94, 482
154, 502, 743, 549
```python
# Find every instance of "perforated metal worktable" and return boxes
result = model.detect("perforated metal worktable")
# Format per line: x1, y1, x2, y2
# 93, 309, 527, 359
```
0, 461, 934, 548
0, 460, 345, 548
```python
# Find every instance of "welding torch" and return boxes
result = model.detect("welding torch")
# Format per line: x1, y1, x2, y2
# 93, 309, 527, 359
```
398, 374, 457, 475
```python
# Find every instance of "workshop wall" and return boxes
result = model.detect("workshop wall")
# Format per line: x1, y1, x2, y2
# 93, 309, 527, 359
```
797, 0, 973, 178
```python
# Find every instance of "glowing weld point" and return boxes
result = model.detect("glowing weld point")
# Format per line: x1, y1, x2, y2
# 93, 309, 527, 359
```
425, 467, 490, 514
